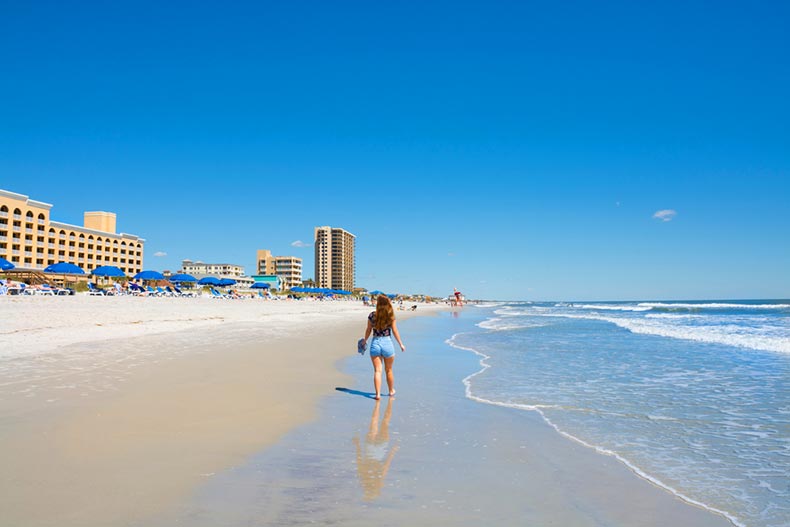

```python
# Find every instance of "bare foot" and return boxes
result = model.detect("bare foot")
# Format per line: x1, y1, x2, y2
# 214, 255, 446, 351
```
389, 390, 396, 397
374, 395, 380, 400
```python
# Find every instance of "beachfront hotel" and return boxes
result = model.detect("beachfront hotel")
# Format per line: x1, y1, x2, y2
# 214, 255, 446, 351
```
0, 189, 144, 275
256, 250, 302, 290
314, 226, 355, 291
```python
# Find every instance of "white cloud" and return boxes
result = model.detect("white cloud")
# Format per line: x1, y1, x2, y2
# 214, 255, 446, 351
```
153, 251, 167, 257
653, 209, 677, 222
291, 240, 311, 248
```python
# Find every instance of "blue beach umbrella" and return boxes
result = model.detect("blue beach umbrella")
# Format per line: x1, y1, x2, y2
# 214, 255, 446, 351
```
0, 257, 14, 271
217, 278, 236, 287
197, 276, 220, 285
291, 286, 306, 292
44, 262, 85, 274
133, 270, 165, 281
169, 273, 197, 283
251, 282, 270, 289
369, 290, 384, 296
92, 265, 126, 278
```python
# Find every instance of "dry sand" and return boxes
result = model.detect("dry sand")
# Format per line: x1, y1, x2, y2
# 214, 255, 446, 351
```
0, 295, 441, 526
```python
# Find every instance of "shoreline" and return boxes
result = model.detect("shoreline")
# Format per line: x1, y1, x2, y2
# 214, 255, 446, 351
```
148, 309, 734, 527
1, 298, 736, 526
447, 332, 741, 527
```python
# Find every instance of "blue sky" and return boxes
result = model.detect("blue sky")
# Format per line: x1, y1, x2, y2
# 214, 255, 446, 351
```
1, 1, 788, 300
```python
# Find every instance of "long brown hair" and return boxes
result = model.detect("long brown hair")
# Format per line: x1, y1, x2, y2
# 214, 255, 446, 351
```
373, 295, 395, 332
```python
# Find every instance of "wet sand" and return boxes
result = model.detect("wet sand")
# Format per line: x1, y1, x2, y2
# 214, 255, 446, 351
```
0, 295, 441, 526
148, 311, 734, 527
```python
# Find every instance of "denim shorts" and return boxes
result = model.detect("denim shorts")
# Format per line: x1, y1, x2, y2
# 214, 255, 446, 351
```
369, 336, 395, 358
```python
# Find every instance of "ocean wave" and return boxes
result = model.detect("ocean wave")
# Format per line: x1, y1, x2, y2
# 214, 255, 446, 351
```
577, 304, 652, 312
476, 317, 552, 331
538, 313, 790, 354
637, 302, 790, 310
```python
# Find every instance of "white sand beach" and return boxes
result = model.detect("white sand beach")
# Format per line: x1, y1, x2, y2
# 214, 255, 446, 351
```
0, 295, 442, 526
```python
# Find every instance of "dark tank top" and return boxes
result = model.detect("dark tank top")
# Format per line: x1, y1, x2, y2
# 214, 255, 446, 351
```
368, 312, 392, 337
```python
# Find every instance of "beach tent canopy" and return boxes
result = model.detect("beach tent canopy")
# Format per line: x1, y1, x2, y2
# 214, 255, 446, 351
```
91, 265, 125, 277
250, 282, 270, 289
0, 257, 14, 271
133, 270, 165, 281
198, 276, 221, 285
169, 273, 197, 282
44, 262, 85, 274
217, 278, 237, 286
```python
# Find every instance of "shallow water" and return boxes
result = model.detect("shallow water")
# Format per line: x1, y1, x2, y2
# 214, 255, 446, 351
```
453, 300, 790, 527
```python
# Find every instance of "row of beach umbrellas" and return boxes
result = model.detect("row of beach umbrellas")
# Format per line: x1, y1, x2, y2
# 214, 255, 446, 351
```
0, 261, 233, 286
1, 260, 359, 295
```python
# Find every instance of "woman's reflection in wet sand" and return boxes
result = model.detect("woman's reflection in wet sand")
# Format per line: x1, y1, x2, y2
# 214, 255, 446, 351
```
353, 397, 398, 501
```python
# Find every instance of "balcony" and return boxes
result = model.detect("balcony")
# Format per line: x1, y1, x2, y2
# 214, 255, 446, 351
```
13, 214, 21, 220
12, 226, 21, 232
0, 211, 7, 218
38, 218, 45, 225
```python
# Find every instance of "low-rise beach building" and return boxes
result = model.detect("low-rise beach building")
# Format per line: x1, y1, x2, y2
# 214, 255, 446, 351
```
0, 188, 144, 275
256, 249, 302, 290
180, 259, 254, 288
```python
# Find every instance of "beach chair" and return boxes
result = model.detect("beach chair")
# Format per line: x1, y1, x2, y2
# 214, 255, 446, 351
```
146, 285, 160, 296
173, 285, 194, 297
38, 284, 57, 296
156, 286, 171, 296
87, 282, 105, 296
209, 287, 226, 299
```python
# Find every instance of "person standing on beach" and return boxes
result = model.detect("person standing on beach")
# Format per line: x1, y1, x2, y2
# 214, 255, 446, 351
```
363, 295, 406, 400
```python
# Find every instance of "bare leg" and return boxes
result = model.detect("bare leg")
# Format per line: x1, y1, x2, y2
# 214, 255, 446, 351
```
384, 356, 395, 396
371, 356, 382, 399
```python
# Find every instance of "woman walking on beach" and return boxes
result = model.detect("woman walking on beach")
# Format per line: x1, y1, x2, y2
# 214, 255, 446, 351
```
363, 295, 406, 400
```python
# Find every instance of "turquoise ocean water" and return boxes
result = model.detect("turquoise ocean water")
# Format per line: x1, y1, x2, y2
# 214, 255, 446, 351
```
453, 300, 790, 527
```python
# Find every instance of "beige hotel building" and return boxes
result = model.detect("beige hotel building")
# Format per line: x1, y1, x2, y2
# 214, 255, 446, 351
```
314, 226, 355, 291
0, 189, 144, 275
256, 249, 302, 290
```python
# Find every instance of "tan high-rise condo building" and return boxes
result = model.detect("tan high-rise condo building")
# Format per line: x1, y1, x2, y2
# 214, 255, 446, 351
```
256, 249, 302, 290
0, 189, 144, 275
314, 226, 355, 291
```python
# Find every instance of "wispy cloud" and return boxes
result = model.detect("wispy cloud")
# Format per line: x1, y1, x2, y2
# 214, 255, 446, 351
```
653, 209, 677, 222
291, 240, 311, 248
153, 251, 167, 257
